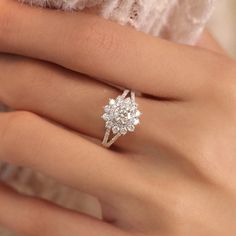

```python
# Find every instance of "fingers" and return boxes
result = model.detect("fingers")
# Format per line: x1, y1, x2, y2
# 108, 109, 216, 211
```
0, 111, 129, 197
0, 54, 177, 154
0, 0, 222, 99
0, 183, 122, 236
0, 54, 148, 151
0, 54, 119, 141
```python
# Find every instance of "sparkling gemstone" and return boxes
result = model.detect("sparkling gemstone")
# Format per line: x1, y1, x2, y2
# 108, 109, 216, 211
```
102, 92, 141, 135
124, 98, 131, 104
106, 121, 113, 129
104, 105, 110, 113
116, 96, 123, 104
133, 118, 140, 125
102, 113, 109, 121
112, 126, 119, 134
131, 106, 137, 112
109, 99, 116, 105
127, 125, 135, 132
135, 110, 141, 117
127, 113, 132, 119
120, 127, 127, 135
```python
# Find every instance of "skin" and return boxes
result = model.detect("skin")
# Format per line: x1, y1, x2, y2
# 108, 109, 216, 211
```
0, 0, 236, 235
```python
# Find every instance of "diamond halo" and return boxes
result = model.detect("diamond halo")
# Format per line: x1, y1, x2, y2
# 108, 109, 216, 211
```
102, 90, 141, 148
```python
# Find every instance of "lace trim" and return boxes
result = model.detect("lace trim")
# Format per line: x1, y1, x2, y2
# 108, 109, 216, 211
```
20, 0, 216, 44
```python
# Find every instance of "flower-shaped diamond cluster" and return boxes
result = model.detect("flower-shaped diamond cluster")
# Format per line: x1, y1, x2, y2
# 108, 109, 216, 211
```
102, 95, 141, 135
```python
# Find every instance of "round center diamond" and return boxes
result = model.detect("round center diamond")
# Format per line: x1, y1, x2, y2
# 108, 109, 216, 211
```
102, 96, 141, 135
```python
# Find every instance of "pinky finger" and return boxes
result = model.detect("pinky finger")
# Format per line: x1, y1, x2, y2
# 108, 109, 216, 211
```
0, 183, 125, 236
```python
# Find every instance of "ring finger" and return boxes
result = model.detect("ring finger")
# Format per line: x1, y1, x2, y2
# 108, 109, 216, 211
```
0, 54, 170, 151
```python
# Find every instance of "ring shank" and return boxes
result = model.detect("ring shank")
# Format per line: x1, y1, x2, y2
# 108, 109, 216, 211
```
102, 129, 121, 148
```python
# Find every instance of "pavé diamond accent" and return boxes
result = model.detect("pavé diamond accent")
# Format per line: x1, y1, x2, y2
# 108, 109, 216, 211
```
102, 90, 141, 148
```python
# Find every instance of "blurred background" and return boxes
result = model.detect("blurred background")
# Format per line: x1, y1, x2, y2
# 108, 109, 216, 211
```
0, 0, 235, 235
209, 0, 236, 57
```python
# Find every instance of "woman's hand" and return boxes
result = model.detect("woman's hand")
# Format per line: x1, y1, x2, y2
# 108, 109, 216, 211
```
1, 1, 236, 235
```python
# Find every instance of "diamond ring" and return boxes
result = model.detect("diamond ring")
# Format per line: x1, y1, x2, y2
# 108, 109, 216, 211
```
102, 90, 141, 148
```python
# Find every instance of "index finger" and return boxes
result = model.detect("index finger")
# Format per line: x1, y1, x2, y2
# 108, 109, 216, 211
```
0, 0, 225, 99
